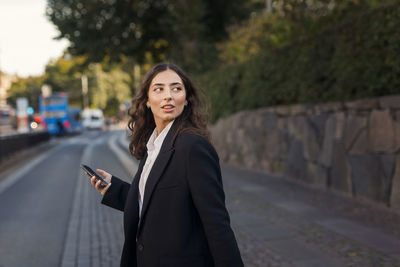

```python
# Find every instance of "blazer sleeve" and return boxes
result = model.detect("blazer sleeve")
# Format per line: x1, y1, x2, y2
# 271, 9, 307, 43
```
186, 136, 244, 267
101, 175, 131, 212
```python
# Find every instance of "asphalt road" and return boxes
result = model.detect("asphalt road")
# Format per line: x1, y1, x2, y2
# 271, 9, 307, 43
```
0, 130, 133, 267
1, 129, 400, 267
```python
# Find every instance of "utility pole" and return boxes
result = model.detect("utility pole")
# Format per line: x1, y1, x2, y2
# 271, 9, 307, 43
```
81, 74, 88, 109
266, 0, 273, 13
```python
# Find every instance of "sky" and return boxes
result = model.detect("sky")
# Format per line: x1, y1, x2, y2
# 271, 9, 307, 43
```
0, 0, 69, 77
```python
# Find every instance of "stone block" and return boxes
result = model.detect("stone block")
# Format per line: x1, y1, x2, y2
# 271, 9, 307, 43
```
271, 160, 287, 175
306, 162, 328, 188
263, 130, 289, 160
334, 112, 346, 140
369, 109, 395, 153
320, 115, 335, 167
287, 116, 320, 161
344, 114, 367, 151
314, 102, 343, 114
394, 121, 400, 152
259, 159, 272, 174
348, 154, 391, 203
379, 95, 400, 109
309, 114, 329, 145
330, 141, 352, 193
390, 155, 400, 210
304, 128, 320, 162
277, 118, 288, 131
395, 110, 400, 121
264, 113, 278, 130
288, 116, 307, 141
275, 105, 291, 116
286, 140, 306, 181
348, 129, 368, 155
380, 154, 395, 204
345, 98, 378, 110
290, 104, 309, 115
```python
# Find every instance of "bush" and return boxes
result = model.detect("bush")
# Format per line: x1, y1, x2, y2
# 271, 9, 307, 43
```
196, 2, 400, 123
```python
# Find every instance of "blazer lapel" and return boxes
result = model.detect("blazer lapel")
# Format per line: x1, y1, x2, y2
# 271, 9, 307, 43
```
138, 120, 178, 232
129, 153, 147, 226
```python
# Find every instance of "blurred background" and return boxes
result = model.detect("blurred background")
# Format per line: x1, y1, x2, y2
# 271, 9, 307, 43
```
1, 0, 400, 266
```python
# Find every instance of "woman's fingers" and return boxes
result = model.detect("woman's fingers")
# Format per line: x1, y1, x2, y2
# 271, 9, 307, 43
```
95, 179, 102, 190
100, 183, 112, 196
88, 173, 111, 195
97, 169, 111, 183
90, 176, 97, 186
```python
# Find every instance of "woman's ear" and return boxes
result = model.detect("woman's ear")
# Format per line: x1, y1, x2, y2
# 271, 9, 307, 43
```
185, 100, 188, 106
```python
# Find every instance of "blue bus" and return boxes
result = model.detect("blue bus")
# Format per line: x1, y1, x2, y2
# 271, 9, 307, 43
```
39, 93, 69, 135
67, 107, 83, 134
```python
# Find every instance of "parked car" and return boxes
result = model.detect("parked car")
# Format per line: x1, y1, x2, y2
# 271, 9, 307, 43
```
82, 109, 104, 130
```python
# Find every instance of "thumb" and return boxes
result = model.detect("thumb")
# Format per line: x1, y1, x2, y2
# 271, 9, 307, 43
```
96, 169, 106, 175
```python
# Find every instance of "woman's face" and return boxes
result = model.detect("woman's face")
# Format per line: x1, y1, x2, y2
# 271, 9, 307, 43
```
147, 69, 188, 132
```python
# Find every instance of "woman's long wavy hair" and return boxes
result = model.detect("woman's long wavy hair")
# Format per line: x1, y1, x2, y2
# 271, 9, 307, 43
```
128, 63, 209, 160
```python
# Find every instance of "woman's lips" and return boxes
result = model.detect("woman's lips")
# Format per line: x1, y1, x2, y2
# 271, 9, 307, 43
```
161, 105, 175, 112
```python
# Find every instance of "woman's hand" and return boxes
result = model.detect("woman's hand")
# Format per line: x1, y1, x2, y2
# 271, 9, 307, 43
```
85, 169, 112, 196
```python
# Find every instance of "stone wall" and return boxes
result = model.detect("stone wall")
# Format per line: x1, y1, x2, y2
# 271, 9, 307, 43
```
211, 95, 400, 210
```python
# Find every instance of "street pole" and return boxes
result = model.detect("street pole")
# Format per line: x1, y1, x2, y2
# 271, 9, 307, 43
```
81, 74, 88, 110
266, 0, 273, 13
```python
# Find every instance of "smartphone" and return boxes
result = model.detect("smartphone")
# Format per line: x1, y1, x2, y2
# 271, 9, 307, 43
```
80, 164, 109, 187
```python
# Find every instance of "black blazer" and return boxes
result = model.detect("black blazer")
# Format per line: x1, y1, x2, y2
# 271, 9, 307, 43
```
101, 121, 243, 267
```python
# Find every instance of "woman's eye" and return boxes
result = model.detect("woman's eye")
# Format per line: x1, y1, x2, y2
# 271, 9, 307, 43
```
154, 87, 162, 92
173, 87, 182, 91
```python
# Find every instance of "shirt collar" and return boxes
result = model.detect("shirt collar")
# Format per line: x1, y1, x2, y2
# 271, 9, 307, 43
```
146, 120, 174, 152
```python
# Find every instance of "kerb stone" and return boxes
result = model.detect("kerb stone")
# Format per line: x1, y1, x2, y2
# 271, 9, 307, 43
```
369, 109, 395, 153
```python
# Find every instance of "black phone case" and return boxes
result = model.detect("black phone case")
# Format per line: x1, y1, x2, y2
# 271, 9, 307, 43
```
81, 164, 109, 187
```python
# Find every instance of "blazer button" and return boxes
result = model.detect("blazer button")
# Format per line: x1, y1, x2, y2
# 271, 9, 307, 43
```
138, 244, 144, 252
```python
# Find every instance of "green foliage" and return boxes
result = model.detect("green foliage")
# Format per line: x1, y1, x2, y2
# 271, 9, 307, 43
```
7, 76, 45, 112
46, 0, 252, 72
198, 1, 400, 122
8, 56, 133, 117
104, 96, 120, 117
44, 56, 87, 106
89, 63, 131, 114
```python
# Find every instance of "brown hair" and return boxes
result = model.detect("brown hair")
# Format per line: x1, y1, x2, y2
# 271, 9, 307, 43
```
127, 63, 209, 160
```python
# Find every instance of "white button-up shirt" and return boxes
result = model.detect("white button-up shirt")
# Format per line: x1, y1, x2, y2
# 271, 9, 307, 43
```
138, 120, 174, 217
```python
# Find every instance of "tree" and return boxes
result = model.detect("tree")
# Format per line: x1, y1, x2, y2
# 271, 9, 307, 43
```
46, 0, 252, 72
7, 76, 45, 112
44, 56, 86, 107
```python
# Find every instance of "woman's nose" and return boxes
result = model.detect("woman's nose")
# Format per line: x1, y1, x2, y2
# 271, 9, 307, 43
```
163, 89, 172, 100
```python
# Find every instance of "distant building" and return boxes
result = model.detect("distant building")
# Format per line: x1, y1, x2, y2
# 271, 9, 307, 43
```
0, 71, 17, 134
0, 71, 17, 108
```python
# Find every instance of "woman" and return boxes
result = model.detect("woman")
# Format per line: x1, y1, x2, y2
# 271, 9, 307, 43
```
88, 63, 243, 267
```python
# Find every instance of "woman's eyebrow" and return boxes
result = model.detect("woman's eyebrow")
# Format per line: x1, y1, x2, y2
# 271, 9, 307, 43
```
152, 82, 182, 87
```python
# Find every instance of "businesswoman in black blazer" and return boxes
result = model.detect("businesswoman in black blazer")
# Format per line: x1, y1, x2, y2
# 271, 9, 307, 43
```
88, 63, 243, 267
